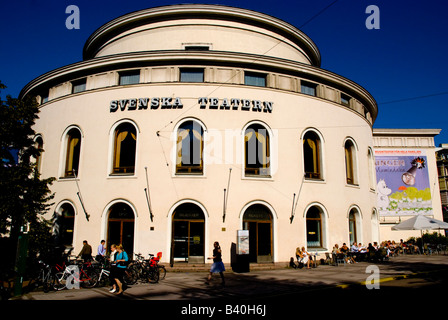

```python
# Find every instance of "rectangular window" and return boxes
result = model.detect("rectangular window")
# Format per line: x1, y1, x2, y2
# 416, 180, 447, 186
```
119, 70, 140, 85
244, 72, 267, 87
184, 46, 210, 51
72, 79, 86, 93
341, 93, 351, 106
180, 68, 204, 83
41, 91, 49, 104
301, 81, 317, 96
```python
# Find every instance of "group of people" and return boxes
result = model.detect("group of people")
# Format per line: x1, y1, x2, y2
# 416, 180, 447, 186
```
291, 246, 315, 269
332, 241, 399, 264
289, 240, 401, 268
76, 240, 129, 295
76, 239, 226, 291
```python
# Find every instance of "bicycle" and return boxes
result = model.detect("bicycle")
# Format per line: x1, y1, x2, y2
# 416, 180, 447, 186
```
53, 258, 98, 290
30, 260, 58, 293
148, 252, 166, 280
92, 260, 112, 288
128, 253, 159, 284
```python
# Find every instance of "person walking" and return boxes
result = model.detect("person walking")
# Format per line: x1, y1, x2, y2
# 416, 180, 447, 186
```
206, 241, 225, 286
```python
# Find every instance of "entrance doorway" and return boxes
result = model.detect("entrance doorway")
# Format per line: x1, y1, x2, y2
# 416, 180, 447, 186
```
107, 202, 135, 258
172, 203, 205, 263
243, 204, 273, 263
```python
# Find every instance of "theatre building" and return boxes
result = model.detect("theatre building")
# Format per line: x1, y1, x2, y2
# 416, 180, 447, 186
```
22, 4, 385, 264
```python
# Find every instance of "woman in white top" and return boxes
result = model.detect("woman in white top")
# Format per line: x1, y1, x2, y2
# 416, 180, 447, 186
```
299, 246, 313, 269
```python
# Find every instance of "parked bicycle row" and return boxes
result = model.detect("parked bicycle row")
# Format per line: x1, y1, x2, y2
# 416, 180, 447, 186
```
29, 247, 166, 293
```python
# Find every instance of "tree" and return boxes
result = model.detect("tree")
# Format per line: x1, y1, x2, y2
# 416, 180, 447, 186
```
0, 81, 55, 270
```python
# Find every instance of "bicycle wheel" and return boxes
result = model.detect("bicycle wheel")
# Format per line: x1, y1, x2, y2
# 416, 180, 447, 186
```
98, 270, 111, 287
80, 268, 98, 288
42, 274, 52, 293
53, 272, 67, 291
158, 265, 166, 280
123, 268, 137, 285
147, 267, 160, 283
45, 273, 59, 292
131, 264, 143, 283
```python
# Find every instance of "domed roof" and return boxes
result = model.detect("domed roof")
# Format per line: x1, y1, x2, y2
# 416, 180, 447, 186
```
83, 4, 321, 66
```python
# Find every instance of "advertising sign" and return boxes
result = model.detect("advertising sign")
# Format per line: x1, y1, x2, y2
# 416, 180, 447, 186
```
237, 230, 249, 255
375, 149, 432, 216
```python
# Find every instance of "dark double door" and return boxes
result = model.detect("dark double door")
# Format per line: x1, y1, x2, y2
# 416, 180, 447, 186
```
172, 203, 205, 263
243, 204, 273, 263
107, 202, 135, 258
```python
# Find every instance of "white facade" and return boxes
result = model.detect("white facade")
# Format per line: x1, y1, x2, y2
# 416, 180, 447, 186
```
23, 4, 384, 264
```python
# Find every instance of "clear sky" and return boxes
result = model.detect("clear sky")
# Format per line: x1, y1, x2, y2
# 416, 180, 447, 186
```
1, 0, 447, 145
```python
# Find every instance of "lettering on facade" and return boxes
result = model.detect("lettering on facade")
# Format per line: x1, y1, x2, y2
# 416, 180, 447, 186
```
109, 97, 273, 113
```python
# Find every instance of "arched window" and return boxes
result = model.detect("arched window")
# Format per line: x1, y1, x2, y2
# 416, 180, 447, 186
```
176, 120, 204, 174
55, 202, 75, 247
348, 209, 357, 244
112, 122, 137, 174
303, 130, 322, 179
344, 139, 357, 185
63, 128, 82, 177
34, 136, 44, 172
245, 123, 270, 177
306, 206, 323, 248
371, 209, 379, 244
367, 148, 375, 189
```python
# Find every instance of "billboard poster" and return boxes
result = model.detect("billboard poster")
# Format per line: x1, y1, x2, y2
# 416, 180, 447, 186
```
237, 230, 249, 255
375, 149, 432, 216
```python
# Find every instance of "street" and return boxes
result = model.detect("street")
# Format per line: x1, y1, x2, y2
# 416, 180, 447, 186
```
7, 254, 448, 317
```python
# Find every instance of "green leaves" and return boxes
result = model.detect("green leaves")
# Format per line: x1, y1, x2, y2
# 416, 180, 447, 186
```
0, 81, 54, 237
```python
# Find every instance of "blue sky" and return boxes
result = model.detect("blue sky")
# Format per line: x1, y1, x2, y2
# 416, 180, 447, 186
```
1, 0, 447, 145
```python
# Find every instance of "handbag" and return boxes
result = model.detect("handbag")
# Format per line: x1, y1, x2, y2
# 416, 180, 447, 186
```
117, 251, 129, 267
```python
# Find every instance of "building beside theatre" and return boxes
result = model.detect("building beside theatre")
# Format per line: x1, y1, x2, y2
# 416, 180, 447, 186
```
372, 129, 443, 241
21, 4, 442, 264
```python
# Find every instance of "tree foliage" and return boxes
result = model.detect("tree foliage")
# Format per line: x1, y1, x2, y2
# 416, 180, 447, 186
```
0, 81, 55, 267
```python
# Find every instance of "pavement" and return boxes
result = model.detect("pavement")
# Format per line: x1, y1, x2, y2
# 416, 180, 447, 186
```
6, 254, 448, 317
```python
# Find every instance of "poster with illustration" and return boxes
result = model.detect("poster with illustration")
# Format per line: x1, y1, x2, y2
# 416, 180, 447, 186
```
237, 230, 249, 255
374, 149, 433, 216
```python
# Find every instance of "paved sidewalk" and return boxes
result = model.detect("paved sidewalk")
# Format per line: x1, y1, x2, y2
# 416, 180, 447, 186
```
13, 254, 448, 301
7, 255, 448, 318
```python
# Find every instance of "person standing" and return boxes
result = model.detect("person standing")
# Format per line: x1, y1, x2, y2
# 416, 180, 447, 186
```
109, 244, 118, 293
77, 240, 92, 261
96, 240, 106, 262
206, 241, 225, 286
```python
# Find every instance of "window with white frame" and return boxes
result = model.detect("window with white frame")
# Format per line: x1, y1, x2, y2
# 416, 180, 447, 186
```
244, 123, 270, 177
112, 122, 137, 175
303, 130, 323, 180
63, 128, 82, 178
176, 120, 204, 175
344, 139, 358, 185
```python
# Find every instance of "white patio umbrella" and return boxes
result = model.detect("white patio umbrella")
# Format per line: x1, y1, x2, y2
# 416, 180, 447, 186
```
392, 215, 448, 231
392, 215, 448, 251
